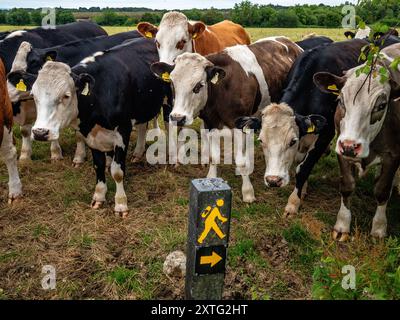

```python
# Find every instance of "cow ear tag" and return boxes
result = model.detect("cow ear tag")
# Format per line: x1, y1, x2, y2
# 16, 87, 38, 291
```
81, 82, 90, 96
16, 79, 27, 92
145, 31, 153, 39
192, 33, 198, 39
161, 72, 171, 83
327, 84, 340, 96
46, 55, 53, 62
211, 72, 219, 84
307, 123, 316, 134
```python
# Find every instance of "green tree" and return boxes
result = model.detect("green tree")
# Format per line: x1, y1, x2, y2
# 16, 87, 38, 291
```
30, 11, 43, 26
231, 0, 261, 27
0, 11, 6, 24
6, 9, 31, 25
56, 10, 76, 25
140, 12, 160, 24
201, 8, 224, 25
270, 10, 300, 28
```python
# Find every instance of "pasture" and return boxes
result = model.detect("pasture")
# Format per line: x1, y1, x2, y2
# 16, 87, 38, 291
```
0, 26, 400, 300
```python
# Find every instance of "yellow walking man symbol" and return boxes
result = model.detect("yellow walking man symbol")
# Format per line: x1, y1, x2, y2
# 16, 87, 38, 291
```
198, 199, 228, 244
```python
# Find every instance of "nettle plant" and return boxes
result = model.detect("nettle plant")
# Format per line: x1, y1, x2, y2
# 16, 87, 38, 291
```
355, 22, 400, 96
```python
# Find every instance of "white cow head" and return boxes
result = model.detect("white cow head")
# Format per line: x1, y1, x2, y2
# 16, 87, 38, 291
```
137, 11, 206, 65
29, 61, 94, 141
151, 52, 226, 126
235, 103, 326, 187
314, 47, 400, 159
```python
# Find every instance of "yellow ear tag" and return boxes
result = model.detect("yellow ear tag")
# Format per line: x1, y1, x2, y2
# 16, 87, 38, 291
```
347, 35, 352, 39
211, 72, 219, 85
327, 84, 340, 96
161, 72, 171, 83
192, 33, 198, 40
46, 55, 53, 61
145, 31, 153, 39
307, 124, 316, 134
81, 82, 90, 96
16, 79, 27, 92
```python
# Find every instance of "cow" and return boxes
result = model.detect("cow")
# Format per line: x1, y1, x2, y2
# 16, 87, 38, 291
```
344, 26, 399, 40
0, 21, 107, 73
0, 31, 10, 41
26, 38, 170, 217
0, 59, 22, 204
313, 43, 400, 240
295, 36, 333, 51
151, 37, 303, 203
137, 11, 251, 65
235, 39, 373, 217
6, 31, 141, 164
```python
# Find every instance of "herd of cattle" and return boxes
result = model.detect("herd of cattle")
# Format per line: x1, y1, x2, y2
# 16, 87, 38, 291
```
0, 13, 400, 241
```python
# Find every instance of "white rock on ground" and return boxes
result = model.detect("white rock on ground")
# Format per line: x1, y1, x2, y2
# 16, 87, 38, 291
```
163, 251, 186, 277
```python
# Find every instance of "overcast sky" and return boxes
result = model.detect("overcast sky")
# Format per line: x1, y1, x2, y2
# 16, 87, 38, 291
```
0, 1, 356, 10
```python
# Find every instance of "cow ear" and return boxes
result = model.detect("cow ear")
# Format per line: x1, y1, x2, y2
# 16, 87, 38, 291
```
137, 22, 158, 39
205, 66, 226, 85
295, 114, 327, 136
313, 72, 345, 95
189, 22, 206, 40
7, 71, 37, 91
235, 116, 262, 131
43, 50, 57, 62
150, 62, 174, 83
73, 73, 95, 96
344, 31, 355, 39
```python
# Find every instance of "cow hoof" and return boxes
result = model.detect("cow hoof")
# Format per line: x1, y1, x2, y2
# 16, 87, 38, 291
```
243, 194, 256, 203
19, 156, 32, 163
370, 230, 386, 239
91, 200, 104, 210
131, 155, 143, 163
72, 162, 83, 168
51, 155, 64, 161
332, 230, 349, 242
8, 195, 22, 205
283, 205, 298, 218
115, 211, 129, 218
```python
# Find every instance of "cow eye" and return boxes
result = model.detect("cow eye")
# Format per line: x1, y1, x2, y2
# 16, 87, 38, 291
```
193, 82, 204, 94
373, 103, 386, 113
176, 39, 186, 50
370, 103, 387, 124
289, 138, 298, 147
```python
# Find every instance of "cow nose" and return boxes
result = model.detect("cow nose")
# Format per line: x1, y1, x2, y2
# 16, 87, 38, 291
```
170, 114, 186, 126
338, 139, 362, 157
32, 128, 49, 141
265, 176, 283, 188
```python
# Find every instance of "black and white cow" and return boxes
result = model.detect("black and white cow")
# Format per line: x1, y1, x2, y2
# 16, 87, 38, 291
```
0, 21, 107, 73
313, 43, 400, 240
26, 38, 170, 217
7, 31, 141, 164
0, 31, 10, 41
236, 37, 400, 219
295, 36, 333, 51
236, 39, 372, 216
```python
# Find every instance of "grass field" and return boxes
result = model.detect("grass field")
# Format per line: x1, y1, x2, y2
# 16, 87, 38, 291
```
1, 26, 400, 300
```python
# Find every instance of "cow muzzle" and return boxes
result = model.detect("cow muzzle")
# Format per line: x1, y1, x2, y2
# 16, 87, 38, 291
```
265, 175, 284, 188
170, 114, 187, 127
32, 128, 50, 141
338, 139, 362, 158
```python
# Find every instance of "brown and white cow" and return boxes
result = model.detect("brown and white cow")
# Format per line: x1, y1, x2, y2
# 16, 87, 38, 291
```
138, 11, 251, 65
151, 37, 303, 203
0, 59, 22, 203
314, 43, 400, 240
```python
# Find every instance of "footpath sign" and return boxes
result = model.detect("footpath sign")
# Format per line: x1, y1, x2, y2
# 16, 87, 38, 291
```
185, 178, 232, 300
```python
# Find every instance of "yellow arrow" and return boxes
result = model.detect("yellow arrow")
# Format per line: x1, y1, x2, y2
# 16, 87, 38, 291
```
200, 252, 222, 267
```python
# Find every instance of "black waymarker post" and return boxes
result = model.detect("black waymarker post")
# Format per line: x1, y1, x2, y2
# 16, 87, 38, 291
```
185, 178, 232, 300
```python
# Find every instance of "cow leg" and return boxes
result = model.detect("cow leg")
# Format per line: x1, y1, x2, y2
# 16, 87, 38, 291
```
207, 130, 218, 178
235, 131, 255, 203
1, 127, 22, 203
371, 158, 400, 238
333, 155, 355, 241
284, 130, 334, 217
152, 115, 162, 135
73, 131, 86, 167
131, 123, 147, 163
91, 149, 107, 209
112, 128, 131, 218
19, 124, 32, 161
50, 140, 63, 161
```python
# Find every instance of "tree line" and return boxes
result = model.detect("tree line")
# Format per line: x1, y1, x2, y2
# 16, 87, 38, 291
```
0, 0, 399, 28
